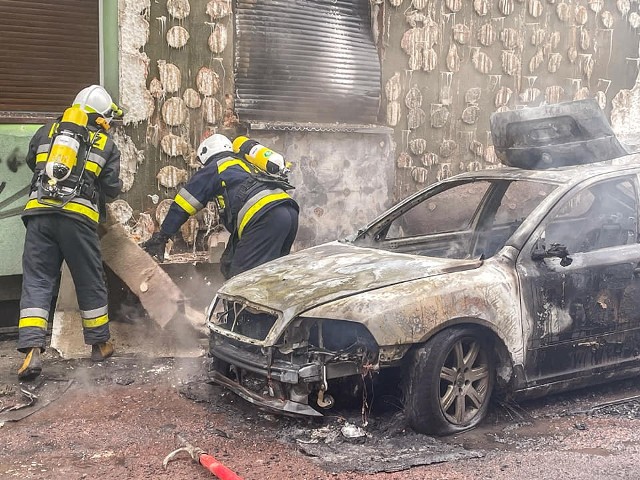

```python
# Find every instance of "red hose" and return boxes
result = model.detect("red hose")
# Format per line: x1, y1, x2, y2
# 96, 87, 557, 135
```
199, 453, 243, 480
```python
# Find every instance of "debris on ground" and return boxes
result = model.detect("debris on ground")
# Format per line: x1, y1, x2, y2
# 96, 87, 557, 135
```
290, 418, 483, 474
0, 387, 37, 412
0, 374, 73, 423
296, 428, 484, 474
3, 338, 640, 479
586, 396, 640, 420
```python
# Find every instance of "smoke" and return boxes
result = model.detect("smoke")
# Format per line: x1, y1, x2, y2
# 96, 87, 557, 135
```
542, 177, 635, 254
104, 263, 212, 360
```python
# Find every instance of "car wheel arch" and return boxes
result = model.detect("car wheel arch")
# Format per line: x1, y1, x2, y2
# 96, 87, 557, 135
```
401, 323, 511, 435
412, 318, 515, 386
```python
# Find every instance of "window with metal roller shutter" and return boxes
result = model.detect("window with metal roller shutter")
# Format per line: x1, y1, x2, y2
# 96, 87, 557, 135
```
0, 0, 100, 117
235, 0, 382, 125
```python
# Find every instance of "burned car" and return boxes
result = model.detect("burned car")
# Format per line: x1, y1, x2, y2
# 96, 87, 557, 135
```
206, 100, 640, 435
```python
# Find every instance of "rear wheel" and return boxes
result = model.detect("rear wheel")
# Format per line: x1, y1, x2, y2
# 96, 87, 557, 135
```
404, 326, 495, 436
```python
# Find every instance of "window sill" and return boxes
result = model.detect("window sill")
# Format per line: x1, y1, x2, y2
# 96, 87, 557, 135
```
0, 112, 124, 127
246, 121, 393, 135
0, 111, 59, 124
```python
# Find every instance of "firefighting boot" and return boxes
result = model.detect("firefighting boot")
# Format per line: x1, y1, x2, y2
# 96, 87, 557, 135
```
91, 341, 114, 362
17, 348, 42, 381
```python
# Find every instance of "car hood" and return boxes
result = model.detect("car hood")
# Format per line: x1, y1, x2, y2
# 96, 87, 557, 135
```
217, 241, 482, 317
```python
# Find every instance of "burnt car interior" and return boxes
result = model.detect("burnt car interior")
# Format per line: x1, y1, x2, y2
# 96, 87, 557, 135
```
370, 178, 557, 260
540, 177, 637, 255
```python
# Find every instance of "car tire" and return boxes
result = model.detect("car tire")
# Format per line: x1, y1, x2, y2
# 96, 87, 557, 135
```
404, 326, 495, 436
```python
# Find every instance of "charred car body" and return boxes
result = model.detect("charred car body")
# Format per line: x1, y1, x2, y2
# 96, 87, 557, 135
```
206, 100, 640, 435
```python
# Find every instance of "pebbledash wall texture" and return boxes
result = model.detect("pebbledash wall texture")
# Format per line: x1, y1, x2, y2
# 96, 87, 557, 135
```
111, 0, 640, 257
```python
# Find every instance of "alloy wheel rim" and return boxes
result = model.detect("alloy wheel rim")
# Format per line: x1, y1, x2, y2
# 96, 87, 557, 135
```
438, 338, 490, 425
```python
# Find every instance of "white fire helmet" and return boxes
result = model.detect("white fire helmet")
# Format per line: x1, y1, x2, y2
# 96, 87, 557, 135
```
72, 85, 122, 120
197, 134, 233, 165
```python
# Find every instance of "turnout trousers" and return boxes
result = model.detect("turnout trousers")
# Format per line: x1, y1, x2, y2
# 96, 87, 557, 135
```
18, 214, 110, 352
230, 203, 299, 278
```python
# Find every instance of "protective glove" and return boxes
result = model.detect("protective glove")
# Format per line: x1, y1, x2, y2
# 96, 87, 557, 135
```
141, 231, 171, 261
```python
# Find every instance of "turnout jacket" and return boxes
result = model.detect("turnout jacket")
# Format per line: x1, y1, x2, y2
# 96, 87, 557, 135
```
161, 152, 297, 238
22, 121, 122, 227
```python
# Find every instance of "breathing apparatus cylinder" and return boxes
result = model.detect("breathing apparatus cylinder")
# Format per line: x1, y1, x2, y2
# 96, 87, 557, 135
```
45, 106, 89, 183
232, 136, 288, 175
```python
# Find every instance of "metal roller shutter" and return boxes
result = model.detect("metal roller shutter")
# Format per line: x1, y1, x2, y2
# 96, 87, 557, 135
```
0, 0, 100, 115
235, 0, 381, 125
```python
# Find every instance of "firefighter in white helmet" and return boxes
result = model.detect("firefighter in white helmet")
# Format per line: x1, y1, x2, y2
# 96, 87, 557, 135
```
17, 85, 123, 381
141, 133, 299, 279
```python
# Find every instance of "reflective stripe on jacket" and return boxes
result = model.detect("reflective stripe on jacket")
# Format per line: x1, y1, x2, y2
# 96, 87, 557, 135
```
24, 191, 100, 223
161, 153, 297, 238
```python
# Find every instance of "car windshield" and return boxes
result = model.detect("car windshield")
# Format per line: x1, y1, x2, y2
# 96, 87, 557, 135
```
360, 178, 559, 259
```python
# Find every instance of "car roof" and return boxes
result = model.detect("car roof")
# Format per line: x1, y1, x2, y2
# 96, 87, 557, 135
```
354, 153, 640, 242
452, 154, 640, 187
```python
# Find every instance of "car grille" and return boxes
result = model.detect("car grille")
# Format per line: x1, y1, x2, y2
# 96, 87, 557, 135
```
215, 301, 278, 341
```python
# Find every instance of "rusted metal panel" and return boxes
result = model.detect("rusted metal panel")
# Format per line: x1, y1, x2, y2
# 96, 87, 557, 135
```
516, 173, 640, 383
234, 0, 381, 124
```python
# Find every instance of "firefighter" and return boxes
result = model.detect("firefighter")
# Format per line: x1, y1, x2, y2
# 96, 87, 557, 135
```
17, 85, 123, 381
141, 134, 299, 279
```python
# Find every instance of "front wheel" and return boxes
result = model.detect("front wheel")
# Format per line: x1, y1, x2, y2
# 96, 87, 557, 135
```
404, 326, 495, 436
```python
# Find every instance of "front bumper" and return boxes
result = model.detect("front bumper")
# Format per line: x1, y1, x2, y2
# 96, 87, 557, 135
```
210, 338, 361, 383
208, 336, 362, 417
208, 370, 323, 416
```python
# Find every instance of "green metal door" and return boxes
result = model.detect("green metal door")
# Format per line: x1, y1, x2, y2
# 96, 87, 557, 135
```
0, 124, 41, 278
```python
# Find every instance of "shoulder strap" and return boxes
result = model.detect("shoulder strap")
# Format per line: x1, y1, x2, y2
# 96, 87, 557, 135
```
252, 171, 295, 191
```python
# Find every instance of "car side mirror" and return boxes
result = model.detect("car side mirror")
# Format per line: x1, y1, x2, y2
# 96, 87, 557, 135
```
531, 242, 573, 266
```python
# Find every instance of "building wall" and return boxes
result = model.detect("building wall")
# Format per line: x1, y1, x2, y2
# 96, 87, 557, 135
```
377, 0, 640, 201
113, 0, 395, 253
111, 0, 640, 255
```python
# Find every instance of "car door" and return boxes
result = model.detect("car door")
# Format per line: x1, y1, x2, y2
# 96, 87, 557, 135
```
517, 174, 640, 384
